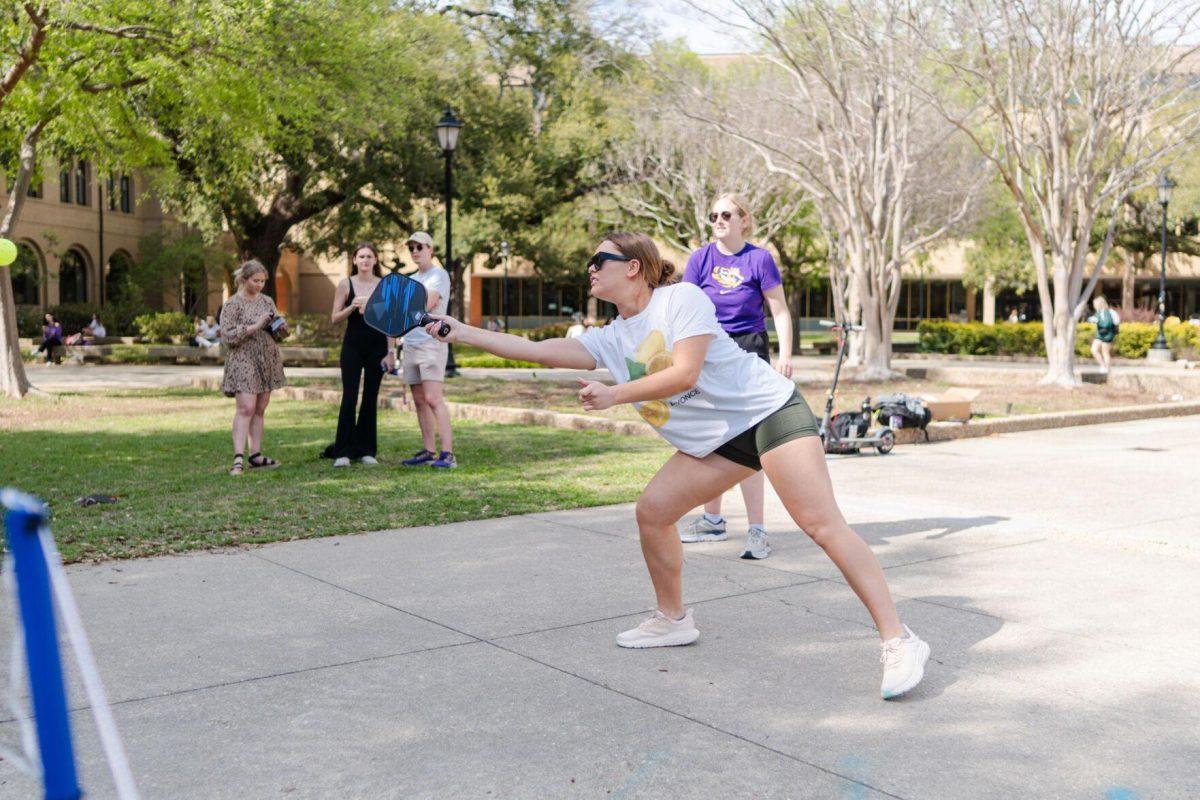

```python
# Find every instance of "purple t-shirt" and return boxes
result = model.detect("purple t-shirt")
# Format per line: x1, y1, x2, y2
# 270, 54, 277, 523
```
682, 242, 782, 335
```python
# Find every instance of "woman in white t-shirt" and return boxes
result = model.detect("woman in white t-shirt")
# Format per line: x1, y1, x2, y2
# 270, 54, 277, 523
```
423, 231, 929, 699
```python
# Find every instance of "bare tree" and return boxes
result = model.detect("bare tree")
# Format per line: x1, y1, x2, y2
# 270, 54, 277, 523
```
675, 0, 979, 378
927, 0, 1200, 386
605, 95, 811, 253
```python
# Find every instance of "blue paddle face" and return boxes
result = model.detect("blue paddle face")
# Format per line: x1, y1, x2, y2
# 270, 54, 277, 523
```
363, 272, 430, 337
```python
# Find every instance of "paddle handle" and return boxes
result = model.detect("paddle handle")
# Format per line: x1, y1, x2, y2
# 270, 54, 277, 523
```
417, 314, 452, 338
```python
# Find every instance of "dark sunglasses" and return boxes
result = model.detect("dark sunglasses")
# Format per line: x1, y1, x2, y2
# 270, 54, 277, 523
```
407, 244, 425, 252
708, 210, 738, 223
586, 252, 633, 274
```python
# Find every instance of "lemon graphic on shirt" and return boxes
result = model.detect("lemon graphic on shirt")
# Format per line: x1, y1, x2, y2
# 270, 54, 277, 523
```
638, 400, 670, 427
646, 350, 673, 375
635, 329, 666, 363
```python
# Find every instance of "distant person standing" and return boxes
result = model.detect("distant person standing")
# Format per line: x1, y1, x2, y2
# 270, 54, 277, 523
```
220, 260, 287, 475
398, 232, 457, 469
1088, 296, 1120, 374
679, 193, 794, 560
566, 312, 587, 338
330, 243, 388, 467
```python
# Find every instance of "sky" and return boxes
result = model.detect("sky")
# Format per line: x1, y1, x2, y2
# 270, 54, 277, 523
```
642, 0, 754, 54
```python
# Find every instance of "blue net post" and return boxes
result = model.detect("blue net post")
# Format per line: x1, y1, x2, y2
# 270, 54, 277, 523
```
3, 490, 82, 800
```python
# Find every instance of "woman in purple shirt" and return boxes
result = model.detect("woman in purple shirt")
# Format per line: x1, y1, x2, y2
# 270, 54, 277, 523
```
37, 313, 63, 365
680, 194, 794, 560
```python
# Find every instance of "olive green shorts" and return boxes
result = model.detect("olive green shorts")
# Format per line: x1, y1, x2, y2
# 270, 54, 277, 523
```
712, 391, 819, 471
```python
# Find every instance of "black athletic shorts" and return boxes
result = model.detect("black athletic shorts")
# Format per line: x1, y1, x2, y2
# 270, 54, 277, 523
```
713, 391, 819, 471
730, 330, 770, 362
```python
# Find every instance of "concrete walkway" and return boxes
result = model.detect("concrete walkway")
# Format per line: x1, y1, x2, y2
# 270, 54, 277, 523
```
1, 416, 1197, 798
19, 357, 1199, 393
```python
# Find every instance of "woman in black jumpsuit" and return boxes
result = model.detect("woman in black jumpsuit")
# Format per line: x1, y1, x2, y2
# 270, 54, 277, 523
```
330, 243, 389, 465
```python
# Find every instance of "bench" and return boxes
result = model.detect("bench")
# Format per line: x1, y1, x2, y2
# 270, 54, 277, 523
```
802, 340, 838, 356
63, 344, 114, 363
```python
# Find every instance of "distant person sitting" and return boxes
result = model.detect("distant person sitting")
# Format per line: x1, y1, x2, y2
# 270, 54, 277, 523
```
196, 315, 221, 349
37, 314, 63, 363
485, 318, 501, 332
1006, 309, 1019, 324
64, 315, 105, 346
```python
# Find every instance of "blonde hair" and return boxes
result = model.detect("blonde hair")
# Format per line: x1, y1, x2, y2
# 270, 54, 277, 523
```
714, 192, 754, 236
235, 259, 268, 288
601, 231, 677, 289
1093, 295, 1109, 311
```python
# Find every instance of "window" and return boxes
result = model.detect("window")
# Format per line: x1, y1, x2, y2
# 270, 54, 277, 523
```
59, 168, 71, 203
120, 175, 132, 213
107, 176, 116, 210
58, 249, 88, 304
106, 252, 133, 303
26, 175, 42, 198
10, 243, 40, 305
74, 161, 90, 206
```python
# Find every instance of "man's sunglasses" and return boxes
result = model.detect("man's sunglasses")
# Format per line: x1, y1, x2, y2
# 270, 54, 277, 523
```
407, 244, 425, 252
586, 252, 633, 274
708, 210, 739, 223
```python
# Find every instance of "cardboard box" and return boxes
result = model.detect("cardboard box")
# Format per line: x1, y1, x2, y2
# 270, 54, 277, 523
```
920, 387, 981, 421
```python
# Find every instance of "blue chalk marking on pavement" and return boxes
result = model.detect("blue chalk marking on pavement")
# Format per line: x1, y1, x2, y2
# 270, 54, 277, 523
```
611, 748, 669, 799
836, 754, 870, 800
1104, 789, 1137, 800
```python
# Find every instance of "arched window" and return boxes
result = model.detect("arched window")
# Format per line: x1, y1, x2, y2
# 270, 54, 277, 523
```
59, 248, 89, 304
9, 242, 42, 306
106, 251, 134, 303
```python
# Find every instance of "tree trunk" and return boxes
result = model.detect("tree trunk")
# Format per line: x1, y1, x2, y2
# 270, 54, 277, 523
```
1121, 255, 1136, 311
0, 123, 47, 398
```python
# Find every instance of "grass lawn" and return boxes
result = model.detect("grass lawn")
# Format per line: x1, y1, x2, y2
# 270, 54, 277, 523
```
0, 389, 672, 563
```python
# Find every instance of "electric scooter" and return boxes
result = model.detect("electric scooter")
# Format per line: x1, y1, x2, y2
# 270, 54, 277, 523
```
816, 320, 896, 456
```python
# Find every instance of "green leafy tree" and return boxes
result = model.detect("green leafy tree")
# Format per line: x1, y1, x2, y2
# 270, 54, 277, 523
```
0, 0, 207, 397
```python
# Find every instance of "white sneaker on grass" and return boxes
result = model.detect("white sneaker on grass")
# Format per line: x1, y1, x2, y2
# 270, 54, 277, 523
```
333, 457, 351, 468
360, 456, 378, 465
880, 625, 930, 699
741, 527, 771, 559
680, 516, 727, 543
616, 609, 700, 649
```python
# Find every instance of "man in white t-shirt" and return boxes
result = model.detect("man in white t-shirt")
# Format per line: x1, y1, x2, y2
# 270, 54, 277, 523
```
394, 232, 457, 468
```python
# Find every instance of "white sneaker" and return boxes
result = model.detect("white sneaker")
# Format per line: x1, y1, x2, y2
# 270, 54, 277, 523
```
360, 456, 378, 465
741, 527, 771, 559
680, 516, 727, 543
333, 457, 351, 468
616, 609, 700, 649
880, 625, 930, 699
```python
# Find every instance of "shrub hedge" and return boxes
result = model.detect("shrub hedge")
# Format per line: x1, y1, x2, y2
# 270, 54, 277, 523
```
917, 319, 1200, 359
134, 311, 193, 342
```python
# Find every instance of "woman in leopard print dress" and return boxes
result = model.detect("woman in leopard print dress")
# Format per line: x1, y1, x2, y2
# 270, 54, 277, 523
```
220, 260, 287, 474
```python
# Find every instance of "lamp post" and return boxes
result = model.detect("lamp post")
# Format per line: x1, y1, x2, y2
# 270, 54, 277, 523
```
500, 240, 510, 332
1148, 172, 1175, 362
435, 107, 462, 377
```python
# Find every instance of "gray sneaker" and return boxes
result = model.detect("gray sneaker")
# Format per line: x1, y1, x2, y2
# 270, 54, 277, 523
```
741, 527, 771, 559
680, 516, 727, 543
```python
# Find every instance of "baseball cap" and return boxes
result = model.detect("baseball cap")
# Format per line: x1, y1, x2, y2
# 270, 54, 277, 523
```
406, 232, 434, 249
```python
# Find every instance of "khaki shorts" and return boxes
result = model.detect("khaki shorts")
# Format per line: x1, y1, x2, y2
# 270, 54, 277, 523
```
402, 340, 448, 384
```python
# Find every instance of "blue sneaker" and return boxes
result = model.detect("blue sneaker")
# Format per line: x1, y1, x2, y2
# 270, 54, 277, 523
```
430, 451, 457, 469
402, 449, 436, 467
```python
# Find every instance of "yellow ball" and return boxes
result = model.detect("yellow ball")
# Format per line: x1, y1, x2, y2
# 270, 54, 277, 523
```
0, 239, 15, 267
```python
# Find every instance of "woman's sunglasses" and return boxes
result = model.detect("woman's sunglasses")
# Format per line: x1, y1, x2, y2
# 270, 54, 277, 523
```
708, 210, 739, 223
586, 252, 633, 274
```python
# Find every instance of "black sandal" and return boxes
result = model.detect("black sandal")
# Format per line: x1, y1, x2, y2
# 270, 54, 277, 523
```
230, 453, 245, 476
247, 452, 280, 470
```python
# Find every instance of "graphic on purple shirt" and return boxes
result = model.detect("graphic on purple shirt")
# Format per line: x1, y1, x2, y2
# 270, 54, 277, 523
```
682, 242, 782, 335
